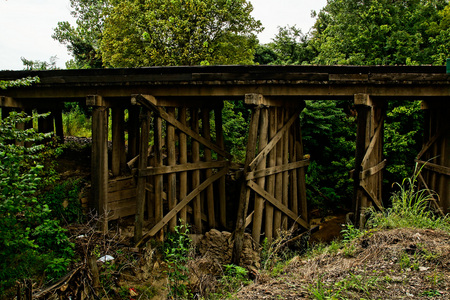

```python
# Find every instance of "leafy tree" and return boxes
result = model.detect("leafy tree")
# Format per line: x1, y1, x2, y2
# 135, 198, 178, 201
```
52, 0, 110, 68
310, 0, 449, 65
21, 56, 58, 70
255, 26, 316, 65
100, 0, 262, 67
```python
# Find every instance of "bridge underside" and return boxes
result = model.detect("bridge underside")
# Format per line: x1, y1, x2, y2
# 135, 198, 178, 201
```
1, 65, 449, 253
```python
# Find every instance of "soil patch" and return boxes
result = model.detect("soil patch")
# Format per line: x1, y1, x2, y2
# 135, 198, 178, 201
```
237, 228, 450, 299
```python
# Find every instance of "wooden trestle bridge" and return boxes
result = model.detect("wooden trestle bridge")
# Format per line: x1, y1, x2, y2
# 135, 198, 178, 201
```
1, 65, 449, 261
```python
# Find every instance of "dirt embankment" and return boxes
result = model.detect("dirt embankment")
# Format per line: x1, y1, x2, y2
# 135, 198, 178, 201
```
237, 228, 450, 299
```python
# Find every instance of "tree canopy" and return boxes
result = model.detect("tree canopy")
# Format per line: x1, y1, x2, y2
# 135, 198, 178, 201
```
100, 0, 262, 67
310, 0, 449, 65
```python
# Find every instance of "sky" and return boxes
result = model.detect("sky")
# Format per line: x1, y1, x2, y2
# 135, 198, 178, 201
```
0, 0, 327, 70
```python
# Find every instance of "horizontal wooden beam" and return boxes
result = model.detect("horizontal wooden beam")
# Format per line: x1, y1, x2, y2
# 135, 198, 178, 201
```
246, 159, 310, 181
139, 160, 229, 176
416, 160, 450, 176
360, 159, 387, 180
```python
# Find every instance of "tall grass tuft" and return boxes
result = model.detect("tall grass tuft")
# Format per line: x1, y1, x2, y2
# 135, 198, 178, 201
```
368, 163, 450, 232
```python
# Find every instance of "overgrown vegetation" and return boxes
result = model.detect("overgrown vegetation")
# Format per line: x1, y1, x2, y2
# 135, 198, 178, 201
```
0, 111, 79, 295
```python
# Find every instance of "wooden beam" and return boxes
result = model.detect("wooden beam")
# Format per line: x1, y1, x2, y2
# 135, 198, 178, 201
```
136, 167, 228, 247
416, 159, 450, 176
134, 110, 150, 243
133, 94, 232, 159
361, 116, 384, 169
232, 105, 261, 265
215, 104, 227, 228
248, 180, 309, 230
248, 107, 302, 171
91, 103, 109, 233
178, 107, 188, 225
167, 107, 177, 231
360, 181, 384, 211
246, 160, 310, 180
202, 108, 215, 229
360, 159, 387, 180
139, 161, 230, 176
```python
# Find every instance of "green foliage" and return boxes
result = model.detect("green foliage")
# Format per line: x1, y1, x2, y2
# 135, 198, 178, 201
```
210, 264, 251, 299
301, 100, 356, 210
21, 56, 58, 70
0, 111, 74, 293
53, 0, 110, 68
62, 103, 92, 137
0, 76, 40, 90
38, 178, 85, 224
164, 223, 192, 299
384, 100, 423, 185
101, 0, 262, 67
311, 0, 449, 65
255, 26, 316, 65
368, 164, 450, 231
221, 100, 249, 163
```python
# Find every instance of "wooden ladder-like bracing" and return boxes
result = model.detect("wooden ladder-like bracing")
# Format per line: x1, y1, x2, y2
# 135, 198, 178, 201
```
133, 95, 231, 246
353, 94, 386, 227
233, 94, 310, 264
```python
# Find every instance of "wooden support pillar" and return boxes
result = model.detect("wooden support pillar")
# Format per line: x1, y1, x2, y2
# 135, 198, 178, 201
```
265, 107, 277, 243
135, 110, 150, 243
154, 114, 164, 241
112, 107, 125, 177
191, 109, 202, 233
215, 103, 227, 228
127, 106, 140, 161
232, 103, 261, 265
202, 108, 215, 229
178, 107, 188, 225
53, 109, 64, 142
353, 94, 385, 227
167, 107, 177, 231
251, 107, 269, 243
88, 95, 109, 233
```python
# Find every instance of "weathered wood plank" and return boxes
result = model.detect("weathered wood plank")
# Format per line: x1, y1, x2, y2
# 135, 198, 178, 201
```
134, 110, 150, 243
215, 104, 227, 228
265, 107, 277, 243
154, 115, 164, 241
202, 108, 215, 229
178, 107, 188, 225
139, 161, 230, 176
191, 109, 202, 232
252, 107, 269, 243
246, 160, 310, 180
232, 106, 261, 265
360, 159, 387, 180
167, 107, 177, 231
360, 181, 384, 211
416, 159, 450, 176
274, 107, 284, 236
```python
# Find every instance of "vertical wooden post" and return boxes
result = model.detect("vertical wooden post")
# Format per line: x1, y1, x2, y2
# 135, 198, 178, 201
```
88, 95, 109, 233
134, 110, 150, 243
53, 108, 64, 142
112, 107, 125, 177
167, 107, 177, 231
154, 115, 164, 241
202, 108, 215, 229
290, 117, 298, 223
282, 108, 289, 230
191, 109, 202, 232
251, 107, 269, 243
127, 106, 140, 161
215, 103, 227, 228
296, 115, 308, 225
178, 107, 188, 225
232, 104, 261, 265
274, 107, 284, 236
265, 107, 277, 243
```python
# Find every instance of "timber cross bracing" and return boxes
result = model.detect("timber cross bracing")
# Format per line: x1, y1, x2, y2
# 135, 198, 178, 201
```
1, 65, 450, 247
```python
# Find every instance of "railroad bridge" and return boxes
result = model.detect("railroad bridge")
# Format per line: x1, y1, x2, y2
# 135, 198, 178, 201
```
1, 65, 449, 256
